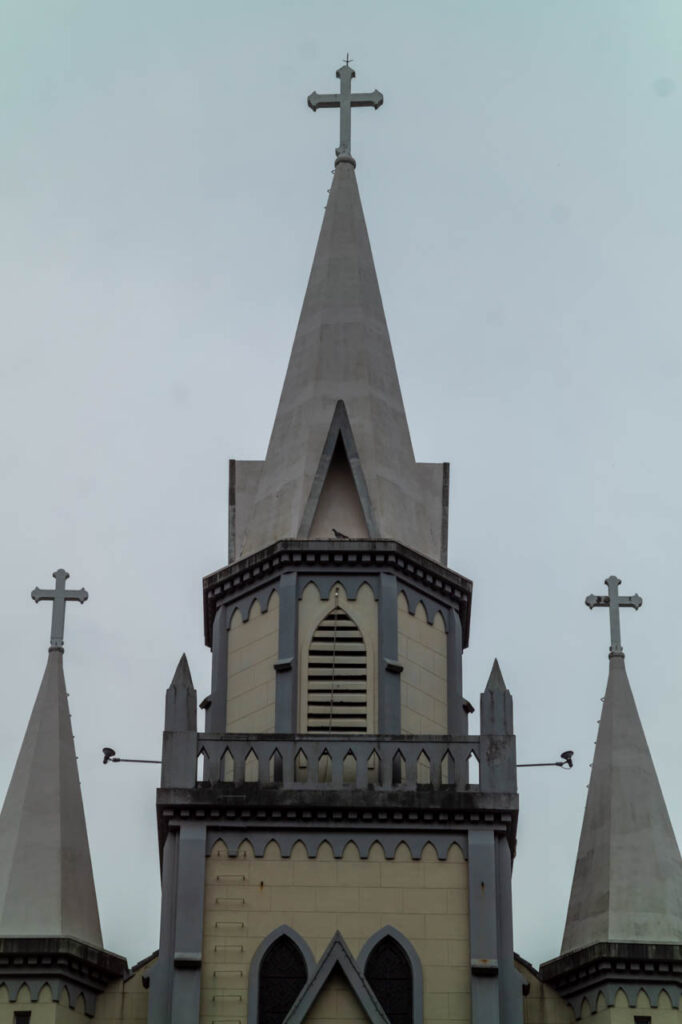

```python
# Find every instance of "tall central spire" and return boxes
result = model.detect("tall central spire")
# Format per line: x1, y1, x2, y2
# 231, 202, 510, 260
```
230, 69, 448, 565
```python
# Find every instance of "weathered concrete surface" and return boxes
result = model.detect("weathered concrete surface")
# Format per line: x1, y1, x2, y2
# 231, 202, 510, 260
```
232, 160, 447, 563
0, 649, 103, 946
561, 653, 682, 953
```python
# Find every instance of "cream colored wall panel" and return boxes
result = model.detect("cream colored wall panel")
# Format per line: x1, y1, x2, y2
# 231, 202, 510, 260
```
303, 971, 370, 1023
200, 837, 470, 1024
226, 592, 279, 733
398, 594, 448, 735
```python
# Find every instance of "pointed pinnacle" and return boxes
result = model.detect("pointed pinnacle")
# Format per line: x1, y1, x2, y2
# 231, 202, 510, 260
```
485, 658, 507, 693
169, 653, 194, 692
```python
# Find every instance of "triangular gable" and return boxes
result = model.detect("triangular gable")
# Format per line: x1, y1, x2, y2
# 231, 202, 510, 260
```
298, 401, 377, 541
283, 931, 390, 1024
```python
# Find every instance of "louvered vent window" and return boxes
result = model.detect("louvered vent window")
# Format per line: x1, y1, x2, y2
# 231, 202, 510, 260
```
307, 607, 368, 733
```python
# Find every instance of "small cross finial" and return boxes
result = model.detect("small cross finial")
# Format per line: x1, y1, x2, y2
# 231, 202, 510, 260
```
307, 61, 383, 166
31, 569, 88, 651
585, 575, 642, 656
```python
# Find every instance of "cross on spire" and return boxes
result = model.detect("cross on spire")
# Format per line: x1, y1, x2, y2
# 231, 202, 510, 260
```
31, 569, 88, 651
585, 575, 642, 656
308, 60, 383, 165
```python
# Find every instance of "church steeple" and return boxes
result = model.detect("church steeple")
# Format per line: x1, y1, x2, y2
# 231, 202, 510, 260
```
541, 577, 682, 1017
562, 580, 682, 952
0, 647, 102, 946
230, 65, 448, 565
0, 571, 125, 1015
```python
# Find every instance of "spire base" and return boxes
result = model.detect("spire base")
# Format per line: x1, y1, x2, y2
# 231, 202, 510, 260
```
335, 152, 356, 168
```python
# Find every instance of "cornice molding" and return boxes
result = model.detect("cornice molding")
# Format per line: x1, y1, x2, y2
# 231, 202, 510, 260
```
203, 539, 472, 647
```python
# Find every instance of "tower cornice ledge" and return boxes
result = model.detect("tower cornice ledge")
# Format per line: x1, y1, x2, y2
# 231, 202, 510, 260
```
540, 941, 682, 1011
203, 539, 472, 647
0, 936, 127, 1013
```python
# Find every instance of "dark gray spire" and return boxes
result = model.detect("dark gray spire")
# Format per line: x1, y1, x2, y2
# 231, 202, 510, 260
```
0, 650, 102, 946
231, 159, 448, 564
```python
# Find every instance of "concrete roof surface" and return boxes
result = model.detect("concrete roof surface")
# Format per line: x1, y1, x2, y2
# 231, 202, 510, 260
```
0, 649, 103, 947
235, 159, 445, 563
561, 653, 682, 953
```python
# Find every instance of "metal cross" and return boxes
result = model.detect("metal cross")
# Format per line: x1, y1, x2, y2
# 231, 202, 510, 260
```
32, 568, 88, 651
308, 62, 383, 161
585, 575, 642, 655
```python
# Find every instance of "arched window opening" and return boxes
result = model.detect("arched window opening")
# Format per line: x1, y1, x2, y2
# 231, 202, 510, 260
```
307, 607, 367, 733
258, 935, 307, 1024
365, 937, 413, 1024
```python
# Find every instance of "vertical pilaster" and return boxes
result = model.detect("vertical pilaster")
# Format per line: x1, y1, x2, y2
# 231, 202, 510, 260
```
206, 605, 229, 733
496, 834, 523, 1023
378, 572, 400, 734
147, 831, 178, 1024
468, 829, 501, 1024
447, 608, 466, 735
275, 573, 298, 732
171, 822, 207, 1024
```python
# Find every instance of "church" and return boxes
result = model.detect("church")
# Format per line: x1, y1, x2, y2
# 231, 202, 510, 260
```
1, 61, 681, 1024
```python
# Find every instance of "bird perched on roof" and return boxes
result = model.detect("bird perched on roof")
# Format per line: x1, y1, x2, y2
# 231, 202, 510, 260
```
332, 528, 350, 540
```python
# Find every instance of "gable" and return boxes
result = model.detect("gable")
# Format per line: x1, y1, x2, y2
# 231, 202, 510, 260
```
303, 965, 370, 1023
308, 437, 370, 540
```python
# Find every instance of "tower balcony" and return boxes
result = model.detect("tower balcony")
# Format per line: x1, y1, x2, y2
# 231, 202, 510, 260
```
157, 731, 518, 853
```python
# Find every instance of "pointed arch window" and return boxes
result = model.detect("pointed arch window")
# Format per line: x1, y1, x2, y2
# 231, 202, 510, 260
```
364, 936, 413, 1024
307, 607, 368, 732
258, 935, 307, 1024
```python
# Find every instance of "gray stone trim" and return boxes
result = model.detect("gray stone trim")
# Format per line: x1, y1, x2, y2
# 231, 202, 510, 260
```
296, 574, 380, 601
153, 822, 207, 1024
396, 584, 449, 628
246, 926, 316, 1024
147, 832, 178, 1024
468, 829, 501, 1024
495, 834, 523, 1023
357, 925, 424, 1024
440, 461, 450, 565
203, 539, 473, 648
0, 978, 97, 1015
540, 941, 682, 1015
447, 609, 466, 735
206, 604, 228, 733
0, 937, 126, 1018
283, 931, 390, 1024
228, 458, 236, 564
275, 572, 298, 732
227, 584, 278, 626
566, 983, 681, 1017
378, 573, 400, 734
297, 400, 378, 540
205, 829, 467, 862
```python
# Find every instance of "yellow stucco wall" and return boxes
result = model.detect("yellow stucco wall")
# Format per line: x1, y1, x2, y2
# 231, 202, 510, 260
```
304, 969, 370, 1023
94, 957, 152, 1023
515, 959, 573, 1024
0, 982, 89, 1023
226, 591, 279, 733
0, 957, 152, 1024
298, 582, 377, 733
580, 984, 680, 1022
200, 836, 470, 1024
398, 594, 448, 735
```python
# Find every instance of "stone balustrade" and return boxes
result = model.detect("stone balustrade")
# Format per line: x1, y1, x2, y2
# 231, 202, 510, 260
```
193, 733, 480, 790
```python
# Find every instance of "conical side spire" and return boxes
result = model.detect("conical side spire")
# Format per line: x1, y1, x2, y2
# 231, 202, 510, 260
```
561, 653, 682, 953
231, 159, 448, 564
0, 649, 102, 946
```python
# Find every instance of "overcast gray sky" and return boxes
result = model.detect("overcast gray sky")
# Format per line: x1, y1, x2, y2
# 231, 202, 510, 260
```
1, 0, 681, 970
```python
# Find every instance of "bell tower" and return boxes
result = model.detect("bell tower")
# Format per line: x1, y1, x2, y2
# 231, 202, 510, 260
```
150, 62, 521, 1024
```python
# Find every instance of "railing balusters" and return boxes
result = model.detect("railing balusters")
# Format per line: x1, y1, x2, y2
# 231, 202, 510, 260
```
193, 734, 480, 792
